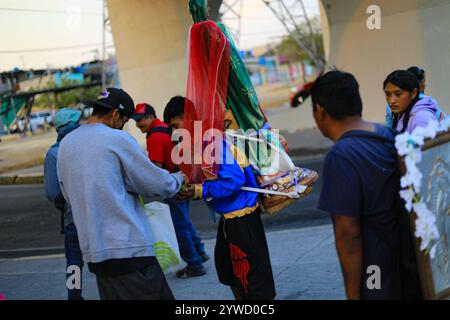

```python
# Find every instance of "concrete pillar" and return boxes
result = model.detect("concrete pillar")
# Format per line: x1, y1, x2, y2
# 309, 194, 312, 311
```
319, 0, 450, 123
107, 0, 450, 137
106, 0, 192, 142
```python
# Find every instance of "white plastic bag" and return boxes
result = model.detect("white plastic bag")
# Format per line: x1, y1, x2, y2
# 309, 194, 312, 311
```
142, 201, 182, 274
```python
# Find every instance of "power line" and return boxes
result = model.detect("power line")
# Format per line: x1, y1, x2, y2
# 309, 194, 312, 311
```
0, 43, 114, 54
242, 33, 285, 38
242, 30, 287, 36
0, 7, 101, 15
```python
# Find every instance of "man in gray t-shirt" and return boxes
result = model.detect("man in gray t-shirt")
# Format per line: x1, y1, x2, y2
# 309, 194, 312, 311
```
57, 88, 185, 300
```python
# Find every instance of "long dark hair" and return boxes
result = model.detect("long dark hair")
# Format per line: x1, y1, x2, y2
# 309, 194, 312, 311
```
407, 66, 425, 83
383, 70, 421, 133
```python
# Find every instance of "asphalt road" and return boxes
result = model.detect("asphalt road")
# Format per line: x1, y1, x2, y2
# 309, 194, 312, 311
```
0, 157, 329, 259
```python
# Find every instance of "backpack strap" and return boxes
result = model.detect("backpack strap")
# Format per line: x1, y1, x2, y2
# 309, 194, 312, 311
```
146, 126, 171, 138
338, 126, 398, 144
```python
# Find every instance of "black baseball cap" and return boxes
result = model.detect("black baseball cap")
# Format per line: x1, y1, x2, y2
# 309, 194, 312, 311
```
131, 103, 156, 121
83, 88, 135, 117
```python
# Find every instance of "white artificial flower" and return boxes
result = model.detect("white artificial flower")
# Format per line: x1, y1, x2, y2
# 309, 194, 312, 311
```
400, 175, 412, 189
440, 116, 450, 130
399, 188, 415, 211
413, 202, 432, 219
400, 165, 422, 190
426, 120, 440, 137
397, 120, 442, 258
413, 202, 440, 254
405, 150, 422, 170
412, 126, 426, 137
430, 243, 438, 259
395, 133, 410, 156
409, 131, 425, 146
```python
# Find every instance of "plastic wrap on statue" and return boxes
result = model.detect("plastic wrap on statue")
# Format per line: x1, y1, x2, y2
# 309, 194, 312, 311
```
225, 112, 319, 214
257, 168, 318, 214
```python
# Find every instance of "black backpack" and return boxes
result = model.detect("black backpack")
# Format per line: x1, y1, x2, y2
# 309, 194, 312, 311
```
146, 126, 172, 138
340, 128, 423, 300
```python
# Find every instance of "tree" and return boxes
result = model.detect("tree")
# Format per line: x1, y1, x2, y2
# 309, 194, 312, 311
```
33, 79, 100, 111
263, 0, 325, 69
276, 17, 325, 65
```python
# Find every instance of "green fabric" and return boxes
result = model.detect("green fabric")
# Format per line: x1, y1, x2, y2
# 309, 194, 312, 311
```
216, 22, 281, 172
187, 7, 283, 173
216, 22, 265, 132
0, 96, 26, 128
189, 0, 207, 23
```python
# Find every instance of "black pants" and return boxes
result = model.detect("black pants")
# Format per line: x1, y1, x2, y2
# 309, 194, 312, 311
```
215, 209, 276, 300
95, 262, 174, 300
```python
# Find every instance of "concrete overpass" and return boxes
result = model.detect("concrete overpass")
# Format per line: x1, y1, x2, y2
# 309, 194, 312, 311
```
320, 0, 450, 123
106, 0, 450, 138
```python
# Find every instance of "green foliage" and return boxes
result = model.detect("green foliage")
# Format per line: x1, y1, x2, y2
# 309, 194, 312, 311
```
33, 79, 100, 110
276, 16, 325, 66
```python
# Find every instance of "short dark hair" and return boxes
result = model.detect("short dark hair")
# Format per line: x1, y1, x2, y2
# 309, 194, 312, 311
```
92, 105, 113, 117
310, 70, 363, 119
163, 96, 186, 124
92, 105, 127, 118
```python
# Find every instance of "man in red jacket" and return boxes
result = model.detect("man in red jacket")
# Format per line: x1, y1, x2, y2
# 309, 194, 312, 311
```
132, 103, 177, 172
132, 102, 209, 278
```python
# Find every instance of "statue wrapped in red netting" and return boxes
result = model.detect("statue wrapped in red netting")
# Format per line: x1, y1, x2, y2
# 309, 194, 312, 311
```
181, 0, 318, 214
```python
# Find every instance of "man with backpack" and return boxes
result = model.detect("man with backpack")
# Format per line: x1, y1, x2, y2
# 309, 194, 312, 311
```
44, 108, 83, 300
310, 70, 422, 300
132, 101, 209, 278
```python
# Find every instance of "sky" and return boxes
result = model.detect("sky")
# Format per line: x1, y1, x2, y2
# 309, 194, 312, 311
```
0, 0, 320, 72
225, 0, 320, 50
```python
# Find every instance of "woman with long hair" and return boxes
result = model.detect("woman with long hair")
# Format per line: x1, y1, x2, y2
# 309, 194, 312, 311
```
406, 66, 427, 95
383, 70, 440, 133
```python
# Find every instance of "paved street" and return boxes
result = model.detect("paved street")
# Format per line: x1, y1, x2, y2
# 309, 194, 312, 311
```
0, 225, 344, 300
0, 157, 329, 258
0, 150, 342, 300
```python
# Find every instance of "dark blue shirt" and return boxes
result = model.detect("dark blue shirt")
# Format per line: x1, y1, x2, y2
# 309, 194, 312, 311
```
318, 124, 400, 299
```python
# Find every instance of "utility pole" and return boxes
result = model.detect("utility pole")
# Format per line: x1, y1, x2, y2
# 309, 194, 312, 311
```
20, 56, 26, 70
262, 0, 324, 69
101, 0, 107, 89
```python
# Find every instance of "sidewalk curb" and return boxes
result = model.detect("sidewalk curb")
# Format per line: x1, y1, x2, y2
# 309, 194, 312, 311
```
0, 157, 45, 175
0, 134, 21, 143
0, 148, 327, 186
0, 173, 44, 185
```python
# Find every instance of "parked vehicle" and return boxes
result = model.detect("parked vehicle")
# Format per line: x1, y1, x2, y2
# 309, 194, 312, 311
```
17, 111, 52, 132
290, 81, 315, 108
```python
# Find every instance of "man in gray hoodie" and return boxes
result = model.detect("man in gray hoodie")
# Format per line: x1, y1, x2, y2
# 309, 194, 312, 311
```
57, 88, 185, 300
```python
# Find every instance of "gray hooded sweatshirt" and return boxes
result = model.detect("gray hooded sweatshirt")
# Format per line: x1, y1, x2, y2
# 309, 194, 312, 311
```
396, 96, 440, 133
57, 123, 184, 263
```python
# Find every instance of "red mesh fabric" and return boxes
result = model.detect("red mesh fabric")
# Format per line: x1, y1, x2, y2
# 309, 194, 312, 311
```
180, 21, 231, 183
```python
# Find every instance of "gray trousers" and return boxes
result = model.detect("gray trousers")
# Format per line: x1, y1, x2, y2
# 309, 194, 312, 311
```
95, 263, 175, 300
